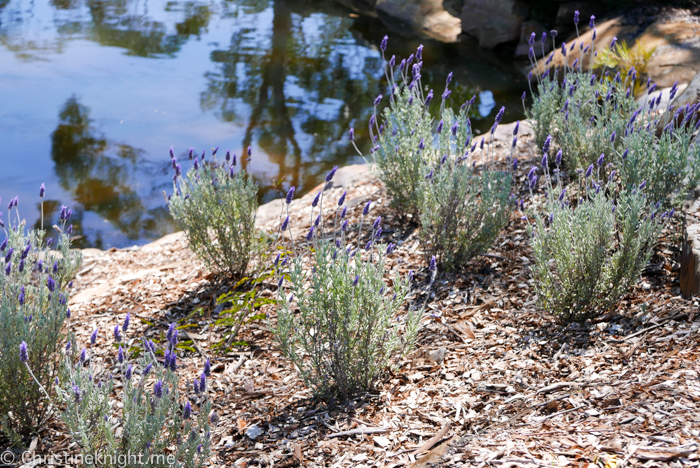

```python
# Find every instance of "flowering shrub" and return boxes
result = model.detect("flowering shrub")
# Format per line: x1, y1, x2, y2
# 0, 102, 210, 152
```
0, 190, 81, 438
527, 151, 668, 322
271, 168, 423, 398
419, 156, 512, 271
167, 147, 259, 278
619, 112, 700, 207
358, 39, 474, 217
527, 13, 700, 207
23, 316, 213, 467
356, 39, 512, 271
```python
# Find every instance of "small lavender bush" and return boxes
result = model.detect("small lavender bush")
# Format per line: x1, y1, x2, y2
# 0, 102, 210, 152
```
0, 192, 81, 438
24, 316, 212, 467
419, 158, 512, 271
271, 170, 423, 398
527, 155, 668, 322
167, 147, 258, 278
359, 39, 474, 217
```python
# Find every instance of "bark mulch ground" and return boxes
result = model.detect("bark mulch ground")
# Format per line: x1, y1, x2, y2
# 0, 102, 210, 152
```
8, 124, 699, 467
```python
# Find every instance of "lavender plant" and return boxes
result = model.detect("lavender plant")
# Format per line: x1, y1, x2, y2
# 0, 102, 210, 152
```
618, 109, 700, 207
271, 168, 424, 398
526, 151, 668, 322
356, 39, 475, 217
418, 151, 513, 271
0, 190, 82, 438
167, 147, 259, 278
23, 316, 212, 467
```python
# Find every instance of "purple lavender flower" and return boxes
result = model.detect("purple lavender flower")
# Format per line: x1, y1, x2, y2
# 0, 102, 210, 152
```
90, 328, 98, 346
555, 149, 562, 166
639, 180, 647, 190
341, 219, 348, 231
306, 226, 315, 241
363, 200, 371, 216
373, 216, 381, 230
311, 192, 320, 208
72, 386, 82, 403
513, 159, 518, 171
561, 42, 567, 57
387, 243, 395, 254
528, 47, 535, 60
542, 135, 552, 155
114, 325, 122, 342
154, 380, 163, 398
167, 323, 176, 344
124, 364, 133, 381
610, 36, 617, 50
118, 346, 124, 364
281, 216, 289, 231
622, 149, 629, 159
184, 400, 192, 419
529, 175, 538, 189
326, 166, 338, 182
389, 55, 395, 67
597, 153, 605, 167
610, 132, 616, 143
425, 90, 434, 106
574, 10, 580, 24
352, 275, 359, 287
558, 189, 566, 201
144, 363, 153, 377
122, 313, 130, 333
46, 276, 55, 292
314, 215, 320, 227
585, 164, 594, 178
79, 347, 87, 364
19, 286, 25, 305
39, 183, 46, 199
19, 341, 28, 362
542, 153, 548, 168
589, 15, 595, 29
200, 373, 206, 392
66, 308, 71, 319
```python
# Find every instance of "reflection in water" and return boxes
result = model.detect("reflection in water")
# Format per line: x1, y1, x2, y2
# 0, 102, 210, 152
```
50, 97, 174, 248
0, 0, 527, 248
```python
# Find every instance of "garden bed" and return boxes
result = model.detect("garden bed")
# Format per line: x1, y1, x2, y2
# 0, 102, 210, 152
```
14, 124, 700, 468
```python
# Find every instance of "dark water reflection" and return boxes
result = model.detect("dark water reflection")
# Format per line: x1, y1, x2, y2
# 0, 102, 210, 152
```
0, 0, 527, 248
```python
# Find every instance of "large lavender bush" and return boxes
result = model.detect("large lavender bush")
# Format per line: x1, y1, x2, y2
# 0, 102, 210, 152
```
527, 13, 700, 206
357, 40, 474, 217
0, 192, 82, 438
271, 169, 424, 398
527, 150, 668, 322
23, 316, 212, 467
167, 147, 258, 278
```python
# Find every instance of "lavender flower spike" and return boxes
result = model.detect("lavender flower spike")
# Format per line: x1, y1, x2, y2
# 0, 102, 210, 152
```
286, 186, 295, 204
338, 191, 347, 206
326, 166, 338, 182
429, 256, 437, 271
122, 312, 130, 333
352, 275, 359, 287
363, 200, 371, 216
380, 35, 388, 51
555, 149, 562, 166
585, 164, 594, 178
39, 183, 45, 198
596, 153, 605, 168
114, 325, 122, 342
311, 192, 321, 208
91, 328, 99, 346
542, 135, 552, 155
19, 341, 28, 362
154, 380, 163, 398
348, 128, 354, 141
373, 216, 381, 229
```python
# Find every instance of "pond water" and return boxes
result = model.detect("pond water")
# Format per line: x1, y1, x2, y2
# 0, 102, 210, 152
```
0, 0, 528, 249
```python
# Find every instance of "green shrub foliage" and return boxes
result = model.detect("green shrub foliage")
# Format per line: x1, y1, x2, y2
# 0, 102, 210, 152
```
271, 168, 423, 398
167, 148, 258, 278
358, 40, 513, 271
526, 14, 700, 207
24, 317, 212, 467
527, 153, 668, 322
0, 195, 81, 438
419, 160, 512, 271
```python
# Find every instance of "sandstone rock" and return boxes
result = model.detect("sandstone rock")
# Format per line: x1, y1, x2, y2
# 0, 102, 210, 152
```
375, 0, 461, 43
460, 0, 529, 49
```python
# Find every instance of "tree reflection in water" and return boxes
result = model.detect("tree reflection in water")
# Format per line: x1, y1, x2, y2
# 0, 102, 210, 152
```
49, 96, 174, 249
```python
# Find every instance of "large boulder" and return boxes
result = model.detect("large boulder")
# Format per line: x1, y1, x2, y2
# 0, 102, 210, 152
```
375, 0, 462, 43
460, 0, 529, 49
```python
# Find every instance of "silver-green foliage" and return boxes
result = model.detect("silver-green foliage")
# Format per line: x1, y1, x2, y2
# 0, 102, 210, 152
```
168, 152, 258, 278
619, 121, 700, 208
271, 179, 422, 398
367, 52, 473, 216
0, 202, 81, 438
528, 72, 635, 173
528, 168, 667, 322
419, 160, 512, 271
51, 323, 212, 467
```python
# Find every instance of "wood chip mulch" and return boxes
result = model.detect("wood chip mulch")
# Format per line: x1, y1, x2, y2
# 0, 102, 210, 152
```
8, 123, 700, 468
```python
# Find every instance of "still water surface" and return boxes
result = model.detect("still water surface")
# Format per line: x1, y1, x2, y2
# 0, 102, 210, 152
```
0, 0, 527, 248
